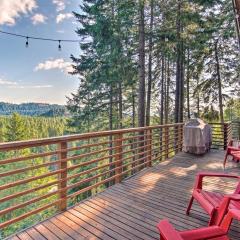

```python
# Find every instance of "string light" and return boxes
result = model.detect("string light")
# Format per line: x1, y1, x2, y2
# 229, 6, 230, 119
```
0, 26, 235, 50
58, 40, 61, 51
25, 37, 29, 48
0, 30, 79, 50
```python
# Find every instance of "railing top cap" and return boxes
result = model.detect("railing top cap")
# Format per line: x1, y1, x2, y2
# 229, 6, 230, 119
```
0, 123, 184, 151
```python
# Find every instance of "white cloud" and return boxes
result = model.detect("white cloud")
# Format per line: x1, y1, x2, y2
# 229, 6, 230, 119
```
56, 13, 73, 23
0, 79, 18, 85
0, 0, 37, 25
8, 85, 53, 89
57, 29, 65, 33
53, 0, 66, 12
0, 78, 53, 89
35, 58, 73, 74
31, 13, 47, 25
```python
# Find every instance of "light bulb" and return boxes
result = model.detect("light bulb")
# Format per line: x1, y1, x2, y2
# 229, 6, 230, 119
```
58, 40, 61, 51
25, 37, 29, 48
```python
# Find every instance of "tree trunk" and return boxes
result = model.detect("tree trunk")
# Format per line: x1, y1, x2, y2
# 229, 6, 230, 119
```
132, 87, 136, 128
160, 56, 165, 125
186, 48, 190, 119
232, 0, 240, 48
131, 86, 137, 173
214, 40, 224, 124
165, 58, 170, 124
138, 0, 146, 127
108, 85, 114, 186
118, 82, 123, 129
196, 76, 200, 117
137, 0, 146, 170
160, 56, 165, 160
146, 0, 154, 126
109, 85, 113, 130
175, 0, 184, 123
181, 45, 185, 121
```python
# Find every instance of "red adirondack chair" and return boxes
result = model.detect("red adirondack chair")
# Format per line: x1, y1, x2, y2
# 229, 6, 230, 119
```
157, 209, 240, 240
186, 172, 240, 226
223, 140, 240, 168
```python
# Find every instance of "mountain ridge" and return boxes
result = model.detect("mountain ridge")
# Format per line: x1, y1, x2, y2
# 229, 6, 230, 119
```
0, 102, 67, 116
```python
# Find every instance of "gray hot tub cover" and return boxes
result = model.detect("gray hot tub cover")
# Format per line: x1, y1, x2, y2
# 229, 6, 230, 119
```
183, 118, 212, 154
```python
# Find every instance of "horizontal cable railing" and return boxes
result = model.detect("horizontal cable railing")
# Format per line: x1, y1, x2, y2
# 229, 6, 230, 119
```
209, 122, 232, 150
231, 121, 240, 140
0, 123, 184, 238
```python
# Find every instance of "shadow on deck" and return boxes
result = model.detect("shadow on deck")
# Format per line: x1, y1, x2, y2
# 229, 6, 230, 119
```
9, 150, 240, 240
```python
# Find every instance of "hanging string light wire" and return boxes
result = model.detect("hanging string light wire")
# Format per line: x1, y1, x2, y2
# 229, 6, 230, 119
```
0, 27, 235, 48
0, 30, 79, 49
0, 30, 80, 42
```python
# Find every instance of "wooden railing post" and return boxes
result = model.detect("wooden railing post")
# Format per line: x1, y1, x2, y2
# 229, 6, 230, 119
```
224, 122, 232, 149
238, 122, 240, 140
114, 133, 123, 184
180, 124, 183, 150
58, 141, 68, 211
165, 126, 169, 159
146, 129, 152, 167
177, 125, 182, 153
223, 124, 228, 150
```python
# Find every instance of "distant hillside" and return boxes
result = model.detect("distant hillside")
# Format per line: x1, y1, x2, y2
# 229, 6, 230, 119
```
0, 102, 67, 117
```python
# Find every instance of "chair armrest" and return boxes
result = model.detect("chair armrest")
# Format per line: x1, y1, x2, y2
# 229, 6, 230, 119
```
194, 172, 239, 189
215, 194, 240, 225
228, 146, 240, 151
222, 194, 240, 208
227, 146, 240, 154
219, 208, 240, 231
157, 220, 183, 240
226, 194, 240, 201
228, 209, 240, 221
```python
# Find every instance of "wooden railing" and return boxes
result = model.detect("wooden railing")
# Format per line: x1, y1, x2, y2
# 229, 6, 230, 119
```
0, 123, 184, 238
209, 122, 232, 150
232, 121, 240, 140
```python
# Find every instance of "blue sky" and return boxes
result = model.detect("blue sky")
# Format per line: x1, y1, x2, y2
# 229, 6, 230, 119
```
0, 0, 81, 105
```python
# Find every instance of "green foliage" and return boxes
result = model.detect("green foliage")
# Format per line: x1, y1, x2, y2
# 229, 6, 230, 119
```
67, 0, 138, 131
5, 113, 27, 141
0, 115, 68, 142
0, 102, 66, 117
190, 0, 239, 119
0, 114, 69, 238
68, 0, 239, 130
0, 0, 240, 238
201, 105, 219, 122
225, 99, 240, 121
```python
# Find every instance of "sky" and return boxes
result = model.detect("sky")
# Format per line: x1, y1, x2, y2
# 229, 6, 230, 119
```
0, 0, 81, 105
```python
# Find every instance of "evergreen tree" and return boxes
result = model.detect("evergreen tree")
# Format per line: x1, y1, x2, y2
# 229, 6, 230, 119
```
68, 0, 239, 130
67, 0, 138, 132
5, 113, 26, 141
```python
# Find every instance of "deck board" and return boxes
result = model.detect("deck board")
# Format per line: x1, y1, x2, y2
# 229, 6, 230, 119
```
9, 150, 240, 240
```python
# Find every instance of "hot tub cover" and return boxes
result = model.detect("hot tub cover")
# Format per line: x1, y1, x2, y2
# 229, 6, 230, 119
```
183, 118, 212, 154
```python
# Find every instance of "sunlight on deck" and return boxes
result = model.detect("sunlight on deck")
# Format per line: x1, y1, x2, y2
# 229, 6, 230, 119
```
169, 164, 198, 177
206, 162, 224, 169
8, 150, 240, 240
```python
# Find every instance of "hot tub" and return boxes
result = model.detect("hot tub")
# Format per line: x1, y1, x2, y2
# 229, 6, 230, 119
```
183, 119, 212, 155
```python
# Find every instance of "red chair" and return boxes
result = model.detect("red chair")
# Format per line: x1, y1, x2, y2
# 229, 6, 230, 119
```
186, 172, 240, 226
223, 140, 240, 168
157, 209, 240, 240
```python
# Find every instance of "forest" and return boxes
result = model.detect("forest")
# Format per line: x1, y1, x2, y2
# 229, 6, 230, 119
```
66, 0, 239, 133
0, 102, 66, 117
1, 0, 239, 139
0, 0, 240, 238
0, 114, 67, 143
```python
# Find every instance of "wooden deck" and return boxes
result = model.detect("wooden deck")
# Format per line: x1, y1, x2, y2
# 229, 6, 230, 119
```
8, 150, 240, 240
